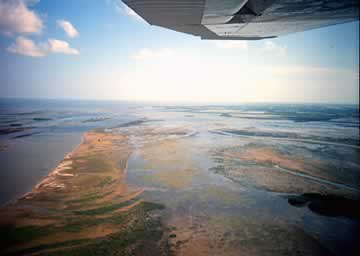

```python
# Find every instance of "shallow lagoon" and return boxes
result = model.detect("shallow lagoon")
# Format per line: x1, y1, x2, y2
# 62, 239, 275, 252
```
124, 105, 359, 256
1, 100, 359, 255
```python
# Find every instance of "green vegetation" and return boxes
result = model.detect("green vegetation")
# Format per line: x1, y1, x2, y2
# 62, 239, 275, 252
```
97, 176, 115, 188
74, 198, 138, 216
6, 238, 90, 256
71, 155, 113, 174
36, 203, 166, 256
140, 201, 165, 212
83, 155, 113, 173
2, 202, 166, 256
1, 131, 167, 256
30, 221, 163, 256
66, 191, 113, 204
61, 214, 126, 233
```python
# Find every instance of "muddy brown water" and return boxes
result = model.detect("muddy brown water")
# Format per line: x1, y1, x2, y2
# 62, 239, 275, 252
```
125, 125, 360, 256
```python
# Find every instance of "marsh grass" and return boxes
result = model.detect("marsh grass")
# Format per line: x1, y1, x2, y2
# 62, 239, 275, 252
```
66, 191, 114, 205
2, 202, 166, 256
74, 198, 139, 216
72, 155, 113, 174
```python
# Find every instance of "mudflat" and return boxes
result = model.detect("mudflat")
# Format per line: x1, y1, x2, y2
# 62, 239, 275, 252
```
0, 130, 167, 256
1, 122, 359, 256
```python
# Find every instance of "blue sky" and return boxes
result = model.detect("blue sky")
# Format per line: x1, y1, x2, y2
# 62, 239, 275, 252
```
0, 0, 359, 103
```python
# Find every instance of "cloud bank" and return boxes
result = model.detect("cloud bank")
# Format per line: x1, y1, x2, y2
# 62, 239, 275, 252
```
7, 36, 79, 57
57, 19, 79, 38
0, 0, 43, 36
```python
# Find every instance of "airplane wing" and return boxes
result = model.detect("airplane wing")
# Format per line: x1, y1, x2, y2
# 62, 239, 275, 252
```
122, 0, 359, 40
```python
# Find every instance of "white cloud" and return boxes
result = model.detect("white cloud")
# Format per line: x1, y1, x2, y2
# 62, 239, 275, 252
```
7, 36, 79, 57
46, 39, 79, 55
262, 41, 287, 56
215, 41, 248, 50
57, 19, 79, 38
132, 48, 175, 60
7, 35, 45, 56
0, 0, 43, 36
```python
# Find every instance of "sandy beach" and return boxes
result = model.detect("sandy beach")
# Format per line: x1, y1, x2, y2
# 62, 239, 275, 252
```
0, 130, 167, 256
1, 107, 359, 256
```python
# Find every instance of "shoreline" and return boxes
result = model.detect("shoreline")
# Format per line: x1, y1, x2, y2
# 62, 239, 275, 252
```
20, 133, 86, 203
0, 129, 167, 255
2, 132, 86, 207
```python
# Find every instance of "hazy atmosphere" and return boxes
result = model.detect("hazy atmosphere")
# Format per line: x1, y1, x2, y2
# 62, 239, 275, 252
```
1, 1, 360, 256
0, 0, 359, 103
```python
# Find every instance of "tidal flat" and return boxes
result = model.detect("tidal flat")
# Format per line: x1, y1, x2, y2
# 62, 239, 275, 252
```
124, 124, 359, 256
0, 130, 167, 256
1, 103, 359, 256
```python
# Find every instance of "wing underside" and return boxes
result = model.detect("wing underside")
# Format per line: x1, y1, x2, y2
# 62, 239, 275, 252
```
122, 0, 359, 40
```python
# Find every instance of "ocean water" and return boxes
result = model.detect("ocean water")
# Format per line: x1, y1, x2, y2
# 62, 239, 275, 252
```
0, 98, 137, 204
126, 103, 360, 255
0, 99, 359, 205
1, 98, 359, 255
